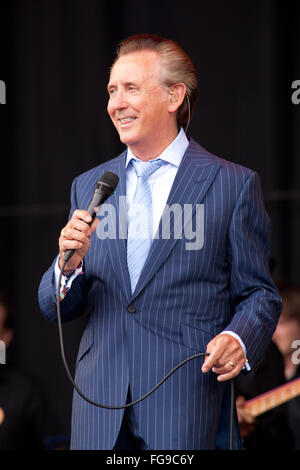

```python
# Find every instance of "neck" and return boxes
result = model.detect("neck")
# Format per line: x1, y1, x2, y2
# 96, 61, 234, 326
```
128, 124, 179, 161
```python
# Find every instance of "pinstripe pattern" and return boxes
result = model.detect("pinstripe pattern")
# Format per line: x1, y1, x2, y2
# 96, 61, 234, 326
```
38, 138, 282, 449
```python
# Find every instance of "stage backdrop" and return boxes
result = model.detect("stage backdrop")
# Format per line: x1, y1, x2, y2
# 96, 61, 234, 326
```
0, 0, 299, 441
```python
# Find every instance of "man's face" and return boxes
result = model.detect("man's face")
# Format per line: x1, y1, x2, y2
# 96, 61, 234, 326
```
107, 51, 175, 158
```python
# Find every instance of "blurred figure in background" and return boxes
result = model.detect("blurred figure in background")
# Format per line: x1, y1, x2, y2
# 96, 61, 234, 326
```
234, 281, 300, 449
234, 340, 293, 449
273, 281, 300, 449
0, 291, 45, 449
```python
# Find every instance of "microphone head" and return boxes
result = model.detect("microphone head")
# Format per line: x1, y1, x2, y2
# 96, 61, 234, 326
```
97, 171, 119, 191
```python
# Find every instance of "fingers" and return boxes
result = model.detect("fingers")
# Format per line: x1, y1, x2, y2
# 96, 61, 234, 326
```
212, 357, 247, 381
60, 234, 89, 253
60, 211, 96, 242
72, 210, 93, 224
64, 210, 93, 233
59, 224, 90, 253
202, 336, 239, 372
211, 357, 244, 374
66, 210, 99, 233
202, 334, 247, 381
62, 226, 90, 243
58, 210, 99, 271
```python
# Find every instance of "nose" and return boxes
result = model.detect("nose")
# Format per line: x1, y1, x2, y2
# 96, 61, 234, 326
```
108, 89, 128, 114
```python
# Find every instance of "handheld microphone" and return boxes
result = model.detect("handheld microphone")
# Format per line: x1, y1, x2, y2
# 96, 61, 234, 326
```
63, 171, 119, 263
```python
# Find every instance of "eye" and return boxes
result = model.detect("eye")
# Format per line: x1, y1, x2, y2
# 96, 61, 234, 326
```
108, 87, 116, 97
128, 85, 138, 93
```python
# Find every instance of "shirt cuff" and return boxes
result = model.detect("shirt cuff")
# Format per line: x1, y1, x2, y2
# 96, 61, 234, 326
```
219, 331, 251, 371
54, 256, 84, 300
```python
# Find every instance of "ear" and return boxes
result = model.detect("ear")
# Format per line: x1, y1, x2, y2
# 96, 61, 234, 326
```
168, 83, 187, 113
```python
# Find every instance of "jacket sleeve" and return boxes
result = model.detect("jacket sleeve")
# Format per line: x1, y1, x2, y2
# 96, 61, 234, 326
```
223, 171, 282, 369
38, 176, 88, 323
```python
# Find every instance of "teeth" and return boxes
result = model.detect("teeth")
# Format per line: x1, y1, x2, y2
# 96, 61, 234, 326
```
119, 117, 136, 123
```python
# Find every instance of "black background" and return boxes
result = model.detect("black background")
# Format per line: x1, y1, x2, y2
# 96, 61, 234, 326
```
0, 0, 299, 440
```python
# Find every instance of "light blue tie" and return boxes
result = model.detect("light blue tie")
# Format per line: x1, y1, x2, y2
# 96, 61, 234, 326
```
127, 158, 166, 293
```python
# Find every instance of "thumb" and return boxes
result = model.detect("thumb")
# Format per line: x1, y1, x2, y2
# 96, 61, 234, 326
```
90, 216, 100, 234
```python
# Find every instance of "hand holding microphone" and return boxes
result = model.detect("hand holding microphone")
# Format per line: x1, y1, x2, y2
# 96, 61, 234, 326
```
58, 171, 119, 273
58, 210, 98, 273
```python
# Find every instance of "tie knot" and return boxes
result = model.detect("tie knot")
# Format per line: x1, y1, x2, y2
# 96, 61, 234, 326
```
131, 158, 166, 179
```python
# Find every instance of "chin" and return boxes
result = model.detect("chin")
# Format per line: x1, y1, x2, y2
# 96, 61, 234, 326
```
119, 132, 139, 147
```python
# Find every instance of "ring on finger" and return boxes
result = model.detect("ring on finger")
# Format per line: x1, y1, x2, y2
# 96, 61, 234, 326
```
228, 360, 235, 367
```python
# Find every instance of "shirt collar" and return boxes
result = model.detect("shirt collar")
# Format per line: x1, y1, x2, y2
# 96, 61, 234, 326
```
125, 127, 189, 168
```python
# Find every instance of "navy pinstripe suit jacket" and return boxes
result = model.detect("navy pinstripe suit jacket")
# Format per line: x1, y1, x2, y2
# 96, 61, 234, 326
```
38, 138, 282, 450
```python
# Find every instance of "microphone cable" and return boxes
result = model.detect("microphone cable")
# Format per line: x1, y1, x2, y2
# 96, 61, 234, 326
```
56, 256, 235, 449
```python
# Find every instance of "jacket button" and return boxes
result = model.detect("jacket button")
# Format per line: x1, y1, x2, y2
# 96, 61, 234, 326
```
51, 301, 57, 310
127, 304, 136, 314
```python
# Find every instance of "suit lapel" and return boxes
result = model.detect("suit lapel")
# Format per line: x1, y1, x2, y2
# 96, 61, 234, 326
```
105, 151, 132, 302
131, 139, 221, 299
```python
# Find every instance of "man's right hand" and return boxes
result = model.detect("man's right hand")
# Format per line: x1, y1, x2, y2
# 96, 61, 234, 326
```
58, 209, 99, 273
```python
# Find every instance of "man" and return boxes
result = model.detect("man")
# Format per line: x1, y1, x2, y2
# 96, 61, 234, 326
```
38, 34, 282, 450
273, 281, 300, 449
273, 281, 300, 382
0, 292, 45, 449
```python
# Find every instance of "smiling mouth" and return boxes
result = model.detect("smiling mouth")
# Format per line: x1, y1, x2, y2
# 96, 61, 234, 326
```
118, 117, 137, 125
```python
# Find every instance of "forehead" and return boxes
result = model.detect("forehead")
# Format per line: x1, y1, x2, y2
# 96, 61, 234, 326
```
109, 50, 162, 85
